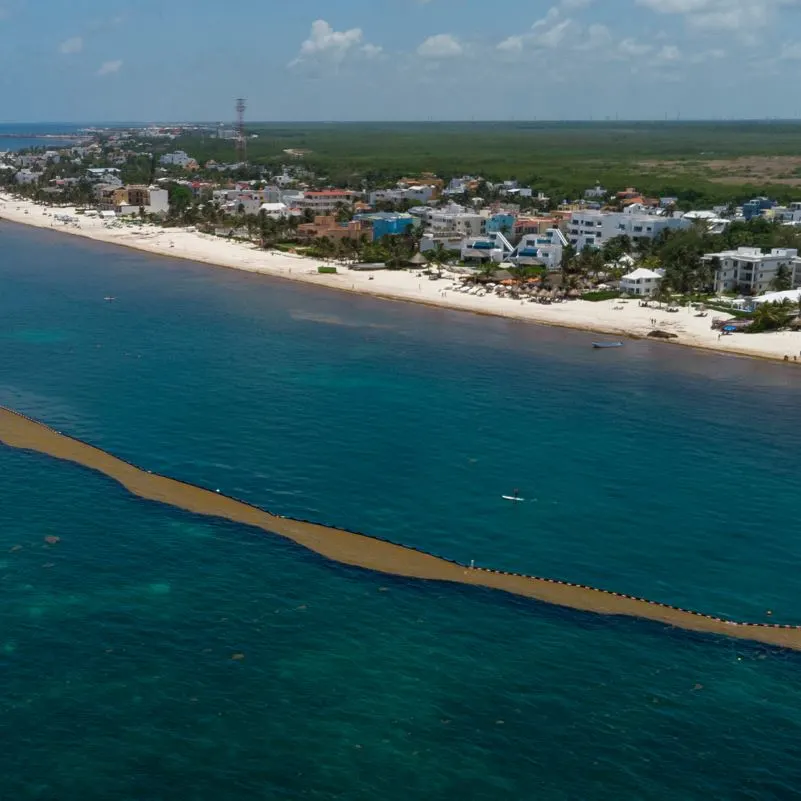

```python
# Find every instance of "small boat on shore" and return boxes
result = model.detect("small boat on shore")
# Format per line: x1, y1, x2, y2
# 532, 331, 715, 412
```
592, 341, 623, 349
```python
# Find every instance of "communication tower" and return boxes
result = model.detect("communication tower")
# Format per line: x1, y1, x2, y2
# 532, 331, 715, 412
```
236, 98, 247, 163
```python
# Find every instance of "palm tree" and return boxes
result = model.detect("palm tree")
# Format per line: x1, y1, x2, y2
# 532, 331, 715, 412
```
385, 235, 411, 269
771, 263, 792, 292
654, 276, 673, 308
427, 243, 451, 276
559, 243, 576, 285
313, 236, 335, 259
751, 300, 793, 332
477, 261, 497, 281
508, 264, 534, 286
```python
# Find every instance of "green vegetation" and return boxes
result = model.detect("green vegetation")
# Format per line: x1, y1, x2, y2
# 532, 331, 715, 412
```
165, 121, 801, 208
749, 300, 799, 332
577, 217, 801, 301
582, 290, 621, 302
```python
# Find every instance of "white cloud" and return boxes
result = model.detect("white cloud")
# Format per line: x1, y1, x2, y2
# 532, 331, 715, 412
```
293, 20, 362, 63
361, 43, 383, 59
538, 18, 572, 48
290, 19, 382, 68
417, 33, 463, 58
498, 7, 572, 54
656, 44, 682, 62
58, 36, 83, 54
97, 60, 122, 76
636, 0, 796, 34
498, 35, 524, 54
780, 42, 801, 60
618, 38, 653, 58
574, 23, 612, 51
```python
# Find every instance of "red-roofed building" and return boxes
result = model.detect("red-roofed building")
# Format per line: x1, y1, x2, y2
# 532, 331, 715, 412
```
514, 216, 558, 237
298, 215, 373, 242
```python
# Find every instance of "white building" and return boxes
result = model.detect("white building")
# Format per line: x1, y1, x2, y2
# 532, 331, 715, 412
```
146, 187, 169, 215
584, 184, 607, 199
444, 176, 475, 196
86, 167, 122, 183
296, 190, 359, 214
567, 210, 604, 250
682, 210, 730, 235
259, 202, 289, 219
14, 169, 40, 185
370, 185, 436, 206
160, 151, 193, 167
498, 181, 533, 199
419, 232, 464, 253
620, 268, 663, 296
512, 228, 568, 271
770, 202, 801, 224
751, 288, 801, 307
429, 208, 485, 237
461, 232, 514, 263
15, 154, 44, 168
280, 190, 305, 208
567, 210, 691, 251
703, 247, 801, 295
213, 187, 287, 215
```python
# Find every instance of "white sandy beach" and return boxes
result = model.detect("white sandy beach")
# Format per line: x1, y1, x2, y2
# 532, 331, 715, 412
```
3, 193, 801, 363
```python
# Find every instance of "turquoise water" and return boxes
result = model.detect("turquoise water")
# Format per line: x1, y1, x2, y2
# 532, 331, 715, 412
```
0, 122, 89, 151
3, 222, 801, 798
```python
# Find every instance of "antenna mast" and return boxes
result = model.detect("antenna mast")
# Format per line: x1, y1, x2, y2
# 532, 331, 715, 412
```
235, 97, 247, 164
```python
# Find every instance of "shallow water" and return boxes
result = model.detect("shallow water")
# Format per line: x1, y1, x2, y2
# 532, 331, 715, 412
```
3, 222, 801, 799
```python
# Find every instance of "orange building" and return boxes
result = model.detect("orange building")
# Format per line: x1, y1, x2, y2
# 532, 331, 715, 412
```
298, 216, 373, 242
615, 187, 643, 206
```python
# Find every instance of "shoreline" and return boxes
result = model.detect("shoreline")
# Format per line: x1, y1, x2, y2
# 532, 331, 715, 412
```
4, 194, 801, 363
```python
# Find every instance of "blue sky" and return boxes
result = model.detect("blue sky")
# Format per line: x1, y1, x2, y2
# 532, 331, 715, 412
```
2, 0, 801, 122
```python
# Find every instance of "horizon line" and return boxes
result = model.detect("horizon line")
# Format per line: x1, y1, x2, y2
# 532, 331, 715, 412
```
5, 118, 801, 126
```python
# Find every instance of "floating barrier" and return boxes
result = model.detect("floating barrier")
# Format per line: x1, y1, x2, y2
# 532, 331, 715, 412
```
1, 405, 800, 652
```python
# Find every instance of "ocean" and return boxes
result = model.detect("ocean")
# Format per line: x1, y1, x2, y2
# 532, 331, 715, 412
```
2, 221, 801, 800
0, 122, 88, 151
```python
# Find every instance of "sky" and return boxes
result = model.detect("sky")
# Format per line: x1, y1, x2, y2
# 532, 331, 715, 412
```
2, 0, 801, 122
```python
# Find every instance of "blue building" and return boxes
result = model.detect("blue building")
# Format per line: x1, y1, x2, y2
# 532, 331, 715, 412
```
485, 213, 517, 235
742, 197, 775, 221
356, 212, 415, 240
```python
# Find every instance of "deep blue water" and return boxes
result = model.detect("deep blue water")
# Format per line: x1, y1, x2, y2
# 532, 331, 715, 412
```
0, 123, 87, 151
3, 221, 801, 799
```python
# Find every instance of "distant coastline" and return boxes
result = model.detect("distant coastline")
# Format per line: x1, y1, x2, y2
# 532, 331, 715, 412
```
3, 194, 801, 364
